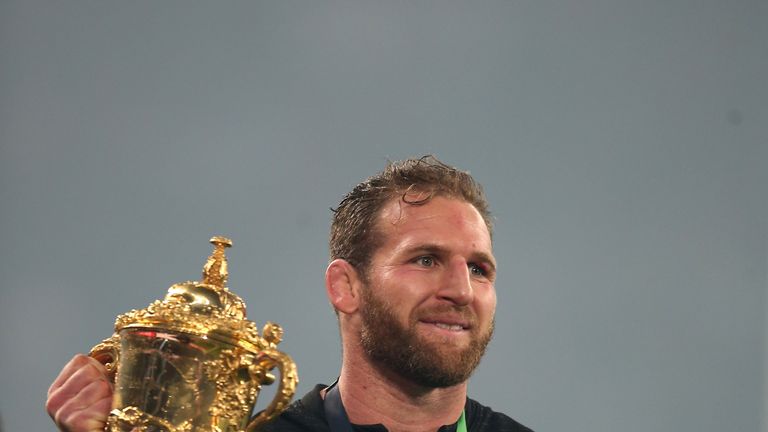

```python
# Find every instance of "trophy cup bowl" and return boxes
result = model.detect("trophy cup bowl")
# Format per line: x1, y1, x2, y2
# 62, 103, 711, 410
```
89, 237, 298, 432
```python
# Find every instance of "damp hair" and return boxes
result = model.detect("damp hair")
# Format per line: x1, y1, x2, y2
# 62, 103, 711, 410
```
329, 155, 492, 277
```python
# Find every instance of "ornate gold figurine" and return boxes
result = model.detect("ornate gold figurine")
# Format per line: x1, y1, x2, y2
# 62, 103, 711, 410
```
90, 236, 298, 432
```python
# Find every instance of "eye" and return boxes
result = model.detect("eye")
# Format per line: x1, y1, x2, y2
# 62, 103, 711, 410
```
469, 263, 486, 276
415, 256, 435, 267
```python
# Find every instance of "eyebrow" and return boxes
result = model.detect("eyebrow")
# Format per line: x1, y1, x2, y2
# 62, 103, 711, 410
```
402, 243, 497, 273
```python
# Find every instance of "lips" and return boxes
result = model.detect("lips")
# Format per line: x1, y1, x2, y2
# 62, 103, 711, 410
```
419, 317, 472, 332
431, 322, 466, 331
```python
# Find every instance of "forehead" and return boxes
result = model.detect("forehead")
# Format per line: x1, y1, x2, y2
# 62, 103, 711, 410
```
375, 195, 493, 253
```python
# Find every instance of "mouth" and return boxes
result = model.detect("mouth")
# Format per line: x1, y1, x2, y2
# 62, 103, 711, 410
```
419, 319, 471, 332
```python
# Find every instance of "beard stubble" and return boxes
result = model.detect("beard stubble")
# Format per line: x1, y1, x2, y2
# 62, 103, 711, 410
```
359, 285, 494, 388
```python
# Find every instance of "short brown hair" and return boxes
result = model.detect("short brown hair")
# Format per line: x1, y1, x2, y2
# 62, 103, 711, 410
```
330, 155, 492, 276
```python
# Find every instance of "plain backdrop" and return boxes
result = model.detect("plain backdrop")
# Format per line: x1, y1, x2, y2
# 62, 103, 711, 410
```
0, 1, 766, 431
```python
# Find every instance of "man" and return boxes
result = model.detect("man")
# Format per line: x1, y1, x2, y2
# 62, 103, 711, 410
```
46, 156, 532, 432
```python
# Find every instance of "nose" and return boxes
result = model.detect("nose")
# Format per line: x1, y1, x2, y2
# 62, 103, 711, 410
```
436, 257, 474, 306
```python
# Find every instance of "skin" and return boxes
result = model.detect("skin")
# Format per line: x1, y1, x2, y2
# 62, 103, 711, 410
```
326, 196, 497, 432
45, 195, 497, 432
46, 354, 112, 432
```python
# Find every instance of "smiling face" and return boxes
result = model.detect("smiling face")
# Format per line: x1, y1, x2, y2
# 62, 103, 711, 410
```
358, 195, 497, 388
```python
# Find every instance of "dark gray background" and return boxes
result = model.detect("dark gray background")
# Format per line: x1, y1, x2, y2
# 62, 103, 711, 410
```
1, 1, 766, 431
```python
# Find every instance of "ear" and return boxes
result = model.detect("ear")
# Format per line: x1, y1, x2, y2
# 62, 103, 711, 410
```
325, 259, 363, 314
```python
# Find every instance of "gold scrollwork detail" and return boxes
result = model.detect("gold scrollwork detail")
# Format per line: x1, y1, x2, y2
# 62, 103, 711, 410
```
107, 406, 191, 432
203, 349, 260, 431
245, 349, 299, 432
114, 299, 267, 352
89, 334, 121, 378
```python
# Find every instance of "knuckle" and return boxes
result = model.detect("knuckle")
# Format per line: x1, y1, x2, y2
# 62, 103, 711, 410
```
70, 353, 90, 367
84, 359, 109, 377
45, 398, 57, 419
86, 378, 112, 398
62, 408, 87, 430
72, 364, 103, 384
46, 387, 67, 414
65, 405, 108, 432
53, 405, 68, 428
61, 412, 81, 431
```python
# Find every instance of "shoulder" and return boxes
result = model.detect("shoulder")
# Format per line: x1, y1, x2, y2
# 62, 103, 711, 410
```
465, 398, 534, 432
260, 384, 330, 432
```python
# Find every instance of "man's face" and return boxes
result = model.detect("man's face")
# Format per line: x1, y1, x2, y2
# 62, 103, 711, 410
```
358, 195, 497, 388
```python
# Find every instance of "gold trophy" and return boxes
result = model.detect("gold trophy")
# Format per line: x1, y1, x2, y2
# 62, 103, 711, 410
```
89, 236, 298, 432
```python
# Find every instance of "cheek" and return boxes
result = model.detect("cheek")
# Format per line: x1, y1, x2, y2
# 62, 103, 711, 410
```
372, 268, 431, 308
387, 267, 439, 294
476, 287, 497, 318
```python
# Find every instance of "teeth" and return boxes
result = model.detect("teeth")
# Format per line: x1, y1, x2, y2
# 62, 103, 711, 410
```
434, 323, 464, 331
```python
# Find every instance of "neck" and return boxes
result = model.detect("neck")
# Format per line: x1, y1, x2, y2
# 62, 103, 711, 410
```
335, 346, 467, 432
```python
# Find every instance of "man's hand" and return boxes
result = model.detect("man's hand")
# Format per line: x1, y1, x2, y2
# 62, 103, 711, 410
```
46, 354, 113, 432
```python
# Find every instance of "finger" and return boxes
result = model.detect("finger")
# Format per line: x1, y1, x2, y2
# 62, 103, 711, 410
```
48, 354, 93, 397
46, 359, 111, 418
58, 395, 112, 432
53, 379, 112, 432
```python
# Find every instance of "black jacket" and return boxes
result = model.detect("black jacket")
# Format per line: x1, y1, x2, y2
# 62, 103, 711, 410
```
261, 384, 533, 432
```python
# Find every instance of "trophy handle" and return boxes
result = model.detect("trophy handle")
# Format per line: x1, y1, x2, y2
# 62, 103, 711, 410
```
245, 349, 298, 432
89, 334, 121, 380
